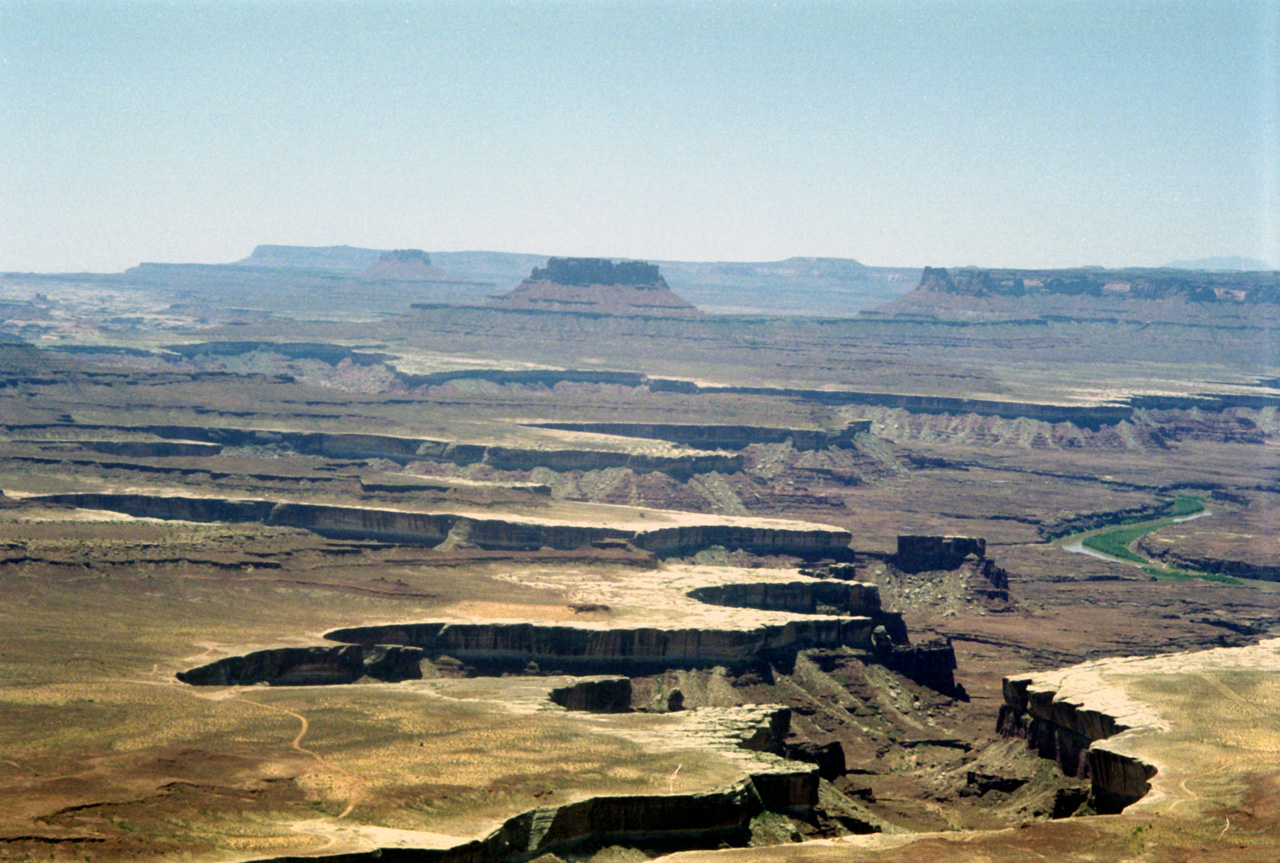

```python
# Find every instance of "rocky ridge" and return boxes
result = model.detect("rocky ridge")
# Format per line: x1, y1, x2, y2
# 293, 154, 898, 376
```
30, 492, 855, 559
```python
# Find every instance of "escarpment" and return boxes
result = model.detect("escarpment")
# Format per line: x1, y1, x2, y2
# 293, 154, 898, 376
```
893, 535, 987, 573
549, 677, 633, 712
248, 775, 817, 863
902, 265, 1279, 304
237, 702, 818, 863
998, 675, 1155, 814
177, 644, 424, 686
322, 618, 879, 675
686, 580, 908, 644
522, 420, 872, 451
31, 492, 853, 558
631, 523, 854, 559
44, 422, 740, 478
643, 380, 1137, 430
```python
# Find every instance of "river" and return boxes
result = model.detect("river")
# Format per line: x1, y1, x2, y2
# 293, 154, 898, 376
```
1059, 507, 1213, 568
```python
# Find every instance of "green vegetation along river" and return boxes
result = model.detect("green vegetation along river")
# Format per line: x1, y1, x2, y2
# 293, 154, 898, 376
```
1058, 497, 1243, 585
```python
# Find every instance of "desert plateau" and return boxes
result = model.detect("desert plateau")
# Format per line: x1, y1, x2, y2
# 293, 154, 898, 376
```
2, 248, 1279, 862
5, 2, 1277, 860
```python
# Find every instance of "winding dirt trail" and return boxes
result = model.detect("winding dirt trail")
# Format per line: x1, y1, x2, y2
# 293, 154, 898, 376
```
240, 695, 364, 819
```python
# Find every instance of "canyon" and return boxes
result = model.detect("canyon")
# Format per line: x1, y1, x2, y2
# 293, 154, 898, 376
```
1, 256, 1278, 862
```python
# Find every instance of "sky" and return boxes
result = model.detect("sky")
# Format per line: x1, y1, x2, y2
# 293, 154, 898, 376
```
2, 0, 1277, 273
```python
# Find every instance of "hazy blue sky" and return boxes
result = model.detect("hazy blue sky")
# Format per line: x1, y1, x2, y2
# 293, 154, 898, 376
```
2, 0, 1277, 272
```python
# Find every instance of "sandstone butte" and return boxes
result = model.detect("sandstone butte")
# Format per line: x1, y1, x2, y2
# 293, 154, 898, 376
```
487, 257, 705, 318
360, 249, 471, 283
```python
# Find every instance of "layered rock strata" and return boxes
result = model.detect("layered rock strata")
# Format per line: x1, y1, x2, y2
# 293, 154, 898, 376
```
488, 257, 704, 318
323, 619, 878, 675
549, 677, 633, 712
686, 581, 908, 644
523, 421, 872, 451
57, 423, 741, 478
909, 265, 1280, 304
33, 492, 853, 558
251, 774, 816, 863
893, 535, 987, 573
883, 639, 962, 698
998, 674, 1155, 814
176, 644, 424, 686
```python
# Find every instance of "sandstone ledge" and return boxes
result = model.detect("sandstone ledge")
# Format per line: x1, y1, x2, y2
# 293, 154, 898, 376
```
32, 492, 854, 559
1000, 637, 1280, 815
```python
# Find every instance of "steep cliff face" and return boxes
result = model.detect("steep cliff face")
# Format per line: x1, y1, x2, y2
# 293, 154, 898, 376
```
324, 618, 877, 674
34, 492, 852, 559
893, 535, 987, 573
884, 639, 962, 697
253, 771, 822, 863
632, 524, 853, 559
549, 677, 633, 712
177, 644, 424, 686
240, 701, 821, 863
687, 580, 882, 617
480, 444, 741, 478
644, 380, 1137, 430
998, 675, 1155, 813
523, 420, 872, 452
74, 422, 737, 478
530, 258, 665, 287
81, 440, 224, 458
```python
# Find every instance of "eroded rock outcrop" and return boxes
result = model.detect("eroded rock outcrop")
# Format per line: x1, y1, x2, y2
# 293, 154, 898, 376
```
893, 535, 986, 573
882, 639, 963, 698
549, 677, 633, 712
632, 524, 853, 560
686, 580, 907, 643
33, 492, 852, 559
531, 258, 664, 287
489, 258, 704, 318
360, 249, 473, 283
523, 420, 872, 452
643, 380, 1137, 430
687, 580, 882, 617
998, 675, 1155, 813
909, 265, 1279, 304
57, 422, 739, 478
177, 644, 423, 686
324, 619, 877, 675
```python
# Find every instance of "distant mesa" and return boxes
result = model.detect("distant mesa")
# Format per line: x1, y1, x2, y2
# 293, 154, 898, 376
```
886, 265, 1280, 310
238, 244, 384, 272
529, 257, 664, 287
360, 248, 465, 282
488, 257, 704, 318
233, 244, 473, 284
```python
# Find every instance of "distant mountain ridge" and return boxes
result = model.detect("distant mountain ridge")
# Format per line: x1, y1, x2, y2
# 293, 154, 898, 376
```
871, 265, 1280, 323
1164, 256, 1275, 272
224, 246, 921, 316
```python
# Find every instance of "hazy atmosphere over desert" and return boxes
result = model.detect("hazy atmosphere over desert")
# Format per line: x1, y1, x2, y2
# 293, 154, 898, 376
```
2, 2, 1280, 862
